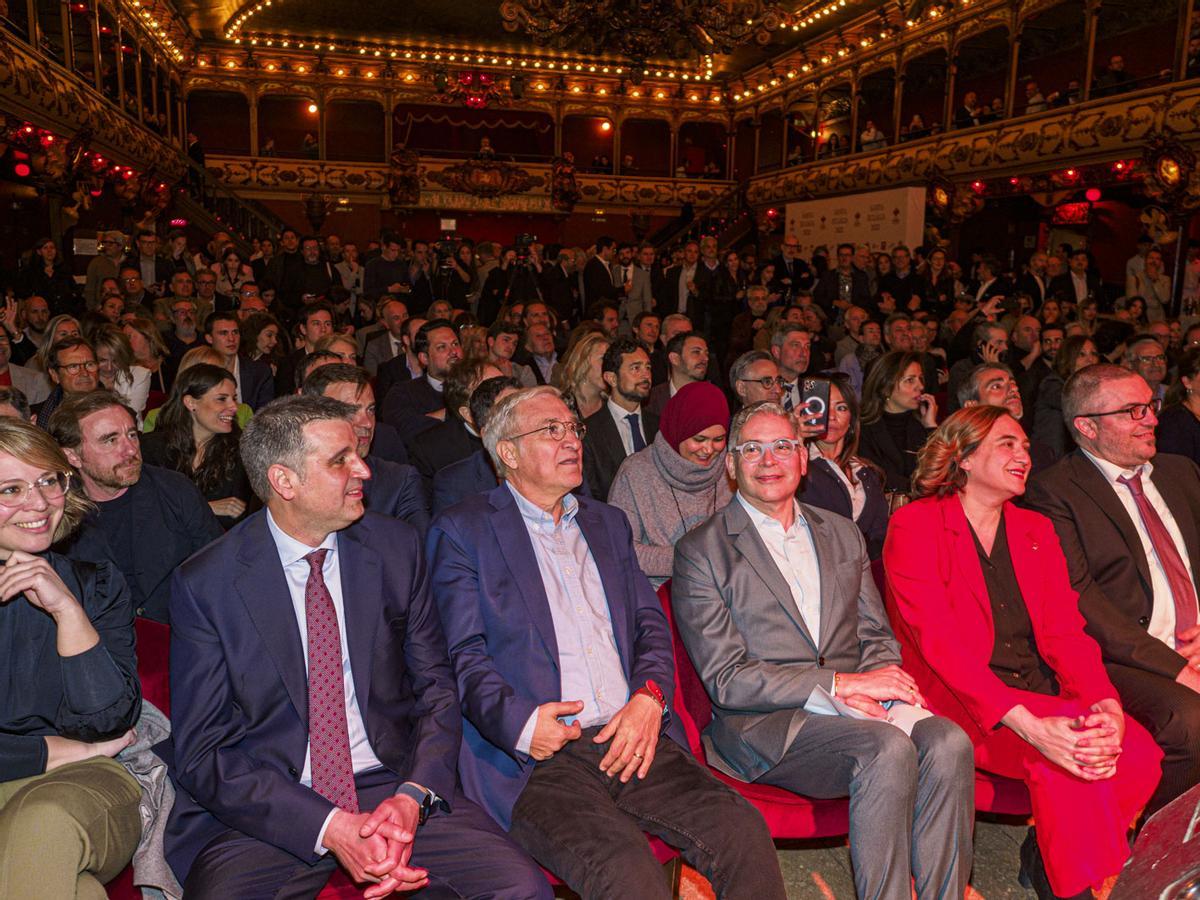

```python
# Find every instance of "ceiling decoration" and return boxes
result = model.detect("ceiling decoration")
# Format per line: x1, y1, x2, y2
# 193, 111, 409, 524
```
497, 0, 785, 69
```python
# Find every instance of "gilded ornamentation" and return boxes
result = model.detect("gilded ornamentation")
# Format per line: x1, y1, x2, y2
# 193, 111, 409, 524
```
425, 159, 545, 198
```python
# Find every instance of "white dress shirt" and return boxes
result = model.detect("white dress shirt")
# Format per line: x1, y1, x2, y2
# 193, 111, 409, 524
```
265, 511, 384, 851
737, 493, 822, 644
1082, 451, 1198, 649
607, 397, 645, 456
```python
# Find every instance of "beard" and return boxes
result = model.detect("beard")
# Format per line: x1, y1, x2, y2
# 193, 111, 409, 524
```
86, 457, 143, 492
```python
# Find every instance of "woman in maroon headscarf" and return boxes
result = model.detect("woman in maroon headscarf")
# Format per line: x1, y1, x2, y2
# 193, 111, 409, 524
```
608, 381, 733, 586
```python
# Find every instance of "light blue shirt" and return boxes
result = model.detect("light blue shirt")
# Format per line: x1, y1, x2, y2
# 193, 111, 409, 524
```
509, 483, 629, 755
265, 510, 384, 851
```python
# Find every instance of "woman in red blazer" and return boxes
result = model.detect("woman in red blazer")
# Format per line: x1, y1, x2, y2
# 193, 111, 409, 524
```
883, 405, 1161, 900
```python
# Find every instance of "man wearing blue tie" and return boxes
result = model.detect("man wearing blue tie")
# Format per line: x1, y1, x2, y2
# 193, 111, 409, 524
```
582, 338, 656, 501
771, 323, 813, 412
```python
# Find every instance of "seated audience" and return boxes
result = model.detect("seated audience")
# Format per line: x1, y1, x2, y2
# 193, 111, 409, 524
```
203, 311, 275, 411
886, 405, 1162, 899
797, 375, 889, 558
1031, 336, 1101, 459
0, 419, 141, 898
0, 328, 50, 406
300, 363, 430, 536
50, 391, 222, 622
36, 336, 99, 426
93, 324, 151, 425
858, 350, 938, 494
608, 381, 732, 586
143, 346, 253, 432
0, 385, 32, 420
1026, 364, 1200, 817
240, 311, 284, 375
729, 350, 785, 408
380, 318, 462, 436
140, 363, 255, 530
409, 358, 502, 481
671, 401, 974, 900
1157, 347, 1200, 464
1125, 334, 1169, 402
553, 330, 610, 419
163, 394, 549, 899
582, 337, 654, 501
957, 362, 1055, 473
431, 375, 524, 517
429, 386, 787, 899
646, 332, 710, 417
486, 321, 536, 387
770, 324, 813, 410
121, 316, 173, 404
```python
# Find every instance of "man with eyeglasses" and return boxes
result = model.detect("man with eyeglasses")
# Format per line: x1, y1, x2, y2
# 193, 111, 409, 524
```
672, 401, 974, 900
118, 266, 150, 309
429, 386, 786, 900
1125, 334, 1169, 402
730, 350, 784, 409
34, 337, 99, 427
1026, 364, 1200, 816
166, 297, 201, 362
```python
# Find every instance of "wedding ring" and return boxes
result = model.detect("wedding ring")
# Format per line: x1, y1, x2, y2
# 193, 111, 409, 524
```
633, 752, 644, 759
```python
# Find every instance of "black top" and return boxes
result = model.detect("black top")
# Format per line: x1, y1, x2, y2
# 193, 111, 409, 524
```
140, 430, 256, 530
1157, 404, 1200, 468
0, 553, 140, 780
970, 515, 1059, 697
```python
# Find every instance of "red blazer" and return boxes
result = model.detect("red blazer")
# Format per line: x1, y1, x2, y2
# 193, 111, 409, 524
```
882, 494, 1116, 745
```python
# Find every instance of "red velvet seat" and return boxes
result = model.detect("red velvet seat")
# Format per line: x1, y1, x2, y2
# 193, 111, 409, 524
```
654, 580, 1031, 838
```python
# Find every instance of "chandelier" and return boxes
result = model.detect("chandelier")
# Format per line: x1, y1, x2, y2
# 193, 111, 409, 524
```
499, 0, 785, 68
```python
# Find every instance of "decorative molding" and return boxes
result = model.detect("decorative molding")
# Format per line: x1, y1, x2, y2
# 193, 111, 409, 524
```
0, 37, 184, 179
204, 153, 734, 213
746, 82, 1200, 204
425, 159, 545, 197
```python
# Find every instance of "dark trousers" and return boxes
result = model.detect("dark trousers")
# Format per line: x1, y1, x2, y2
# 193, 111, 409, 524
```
508, 727, 785, 900
1107, 662, 1200, 815
184, 788, 550, 900
756, 715, 974, 900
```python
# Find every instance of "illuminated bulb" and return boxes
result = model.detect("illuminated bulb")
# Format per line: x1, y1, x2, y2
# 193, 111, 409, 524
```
307, 102, 318, 113
600, 121, 611, 131
655, 90, 666, 99
689, 93, 699, 101
597, 87, 607, 95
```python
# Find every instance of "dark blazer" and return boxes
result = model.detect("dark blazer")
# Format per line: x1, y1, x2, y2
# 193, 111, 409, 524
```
380, 374, 443, 439
857, 414, 932, 493
376, 354, 416, 409
582, 405, 659, 502
371, 421, 411, 466
1048, 272, 1103, 305
0, 554, 140, 781
583, 256, 619, 308
1024, 451, 1200, 680
238, 356, 275, 411
1015, 272, 1050, 307
769, 255, 814, 298
432, 449, 498, 518
797, 456, 889, 559
884, 495, 1115, 745
409, 419, 483, 481
61, 465, 224, 622
427, 484, 685, 828
364, 453, 430, 538
541, 263, 579, 326
1156, 405, 1200, 467
659, 265, 704, 320
164, 511, 461, 881
812, 268, 870, 315
123, 254, 175, 291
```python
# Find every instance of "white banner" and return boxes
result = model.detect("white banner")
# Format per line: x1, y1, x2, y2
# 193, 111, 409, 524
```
785, 187, 926, 256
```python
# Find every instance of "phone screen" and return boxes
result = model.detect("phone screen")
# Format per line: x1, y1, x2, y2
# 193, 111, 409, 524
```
800, 378, 832, 430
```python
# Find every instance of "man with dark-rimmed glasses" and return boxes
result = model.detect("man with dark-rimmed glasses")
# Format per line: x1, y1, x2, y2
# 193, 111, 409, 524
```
1027, 363, 1200, 815
429, 385, 785, 900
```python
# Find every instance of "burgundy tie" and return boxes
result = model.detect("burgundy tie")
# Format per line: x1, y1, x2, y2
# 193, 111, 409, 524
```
304, 549, 359, 813
1117, 472, 1199, 642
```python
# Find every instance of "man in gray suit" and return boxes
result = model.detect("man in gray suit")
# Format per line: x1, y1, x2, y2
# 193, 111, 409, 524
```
672, 401, 975, 900
610, 243, 654, 337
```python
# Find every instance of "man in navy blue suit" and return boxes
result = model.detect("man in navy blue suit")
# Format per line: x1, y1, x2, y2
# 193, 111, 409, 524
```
301, 364, 430, 536
164, 395, 548, 899
430, 374, 521, 517
428, 386, 785, 900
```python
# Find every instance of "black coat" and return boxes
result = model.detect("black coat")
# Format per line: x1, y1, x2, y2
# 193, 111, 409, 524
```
582, 405, 659, 502
797, 456, 889, 559
857, 413, 931, 493
380, 375, 443, 442
364, 453, 430, 538
812, 268, 870, 316
583, 256, 619, 308
431, 449, 498, 518
408, 419, 483, 480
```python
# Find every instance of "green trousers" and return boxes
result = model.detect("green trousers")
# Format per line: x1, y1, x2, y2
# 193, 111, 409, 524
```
0, 755, 141, 899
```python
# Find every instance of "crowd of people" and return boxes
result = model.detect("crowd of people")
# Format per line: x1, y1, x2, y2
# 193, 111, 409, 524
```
1, 219, 1199, 900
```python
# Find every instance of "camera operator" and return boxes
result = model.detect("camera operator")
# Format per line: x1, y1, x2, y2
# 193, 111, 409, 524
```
477, 240, 544, 326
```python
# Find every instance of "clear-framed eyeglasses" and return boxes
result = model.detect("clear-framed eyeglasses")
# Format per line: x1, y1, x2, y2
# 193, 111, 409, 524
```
731, 438, 802, 463
0, 471, 71, 508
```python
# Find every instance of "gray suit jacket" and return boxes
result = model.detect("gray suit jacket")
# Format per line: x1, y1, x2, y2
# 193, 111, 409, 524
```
363, 331, 401, 376
611, 262, 654, 334
671, 498, 900, 782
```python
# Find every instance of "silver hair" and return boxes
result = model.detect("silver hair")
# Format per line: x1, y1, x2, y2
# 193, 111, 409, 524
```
728, 400, 797, 449
240, 394, 356, 501
729, 350, 775, 392
957, 362, 1014, 408
482, 385, 563, 477
745, 284, 769, 300
769, 322, 810, 351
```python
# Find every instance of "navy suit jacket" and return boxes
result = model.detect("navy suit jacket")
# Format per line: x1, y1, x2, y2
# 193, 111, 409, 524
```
427, 484, 685, 828
163, 511, 461, 881
796, 457, 889, 560
431, 449, 497, 518
238, 356, 275, 411
365, 453, 430, 538
380, 375, 443, 442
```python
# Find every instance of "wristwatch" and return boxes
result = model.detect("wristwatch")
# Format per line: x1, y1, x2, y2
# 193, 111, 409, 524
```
634, 679, 666, 711
396, 783, 434, 825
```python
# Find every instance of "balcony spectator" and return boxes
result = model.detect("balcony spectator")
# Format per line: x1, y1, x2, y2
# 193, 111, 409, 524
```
300, 132, 318, 159
954, 91, 982, 129
860, 120, 886, 151
1024, 80, 1048, 114
1094, 55, 1135, 97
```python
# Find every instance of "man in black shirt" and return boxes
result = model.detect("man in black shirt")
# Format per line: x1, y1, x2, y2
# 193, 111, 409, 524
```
49, 392, 222, 622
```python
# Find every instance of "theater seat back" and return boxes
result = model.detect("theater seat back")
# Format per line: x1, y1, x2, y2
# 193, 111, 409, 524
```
134, 617, 171, 717
656, 582, 713, 759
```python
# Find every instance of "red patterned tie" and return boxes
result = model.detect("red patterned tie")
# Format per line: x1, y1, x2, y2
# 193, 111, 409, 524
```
304, 549, 358, 813
1118, 472, 1199, 642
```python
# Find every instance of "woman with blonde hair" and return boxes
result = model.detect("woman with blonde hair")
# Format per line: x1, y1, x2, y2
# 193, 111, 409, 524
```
553, 331, 611, 419
33, 315, 82, 373
92, 325, 151, 425
0, 418, 141, 897
312, 332, 358, 365
884, 406, 1162, 899
120, 316, 171, 406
